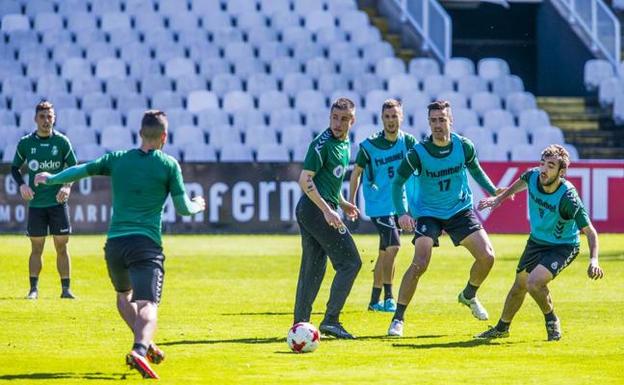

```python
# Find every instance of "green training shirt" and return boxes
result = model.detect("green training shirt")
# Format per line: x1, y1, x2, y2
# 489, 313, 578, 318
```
302, 128, 350, 207
85, 149, 186, 245
520, 169, 590, 245
12, 131, 77, 208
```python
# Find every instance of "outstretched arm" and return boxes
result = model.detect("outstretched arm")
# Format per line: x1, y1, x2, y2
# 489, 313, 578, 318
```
172, 194, 205, 216
34, 163, 90, 186
477, 177, 527, 211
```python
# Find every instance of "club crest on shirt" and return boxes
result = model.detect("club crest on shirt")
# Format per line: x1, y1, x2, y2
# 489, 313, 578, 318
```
551, 261, 558, 270
333, 165, 345, 178
52, 145, 58, 156
28, 160, 39, 171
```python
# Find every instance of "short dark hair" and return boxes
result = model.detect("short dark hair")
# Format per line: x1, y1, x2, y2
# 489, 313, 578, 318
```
427, 100, 451, 116
330, 97, 355, 113
140, 110, 168, 140
541, 144, 570, 170
381, 98, 402, 114
35, 100, 54, 114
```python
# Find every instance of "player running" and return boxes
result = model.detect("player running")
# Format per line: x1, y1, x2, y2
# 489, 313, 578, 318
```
34, 110, 205, 379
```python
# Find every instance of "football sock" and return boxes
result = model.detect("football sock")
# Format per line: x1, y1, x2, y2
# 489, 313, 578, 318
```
544, 311, 557, 323
462, 282, 479, 300
495, 319, 510, 332
393, 304, 407, 321
133, 343, 148, 357
383, 284, 393, 300
29, 276, 39, 291
370, 287, 382, 305
61, 278, 70, 290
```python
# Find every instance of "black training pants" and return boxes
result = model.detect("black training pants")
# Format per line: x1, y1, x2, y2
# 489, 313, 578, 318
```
293, 195, 362, 324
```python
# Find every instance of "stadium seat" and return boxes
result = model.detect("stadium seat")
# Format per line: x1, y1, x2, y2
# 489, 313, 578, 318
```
328, 41, 360, 63
246, 73, 279, 97
187, 90, 219, 112
462, 126, 495, 149
491, 74, 524, 98
167, 12, 200, 32
151, 90, 183, 110
100, 125, 134, 150
33, 13, 63, 32
232, 110, 267, 131
269, 108, 302, 129
408, 57, 440, 80
61, 58, 93, 80
255, 143, 291, 162
477, 143, 508, 161
584, 59, 614, 91
482, 109, 515, 130
437, 91, 467, 109
329, 89, 361, 108
305, 57, 337, 79
244, 26, 278, 45
196, 108, 230, 129
2, 77, 32, 94
422, 74, 454, 98
189, 0, 223, 14
152, 41, 187, 62
167, 108, 195, 129
84, 42, 117, 63
353, 124, 379, 143
0, 1, 21, 15
171, 125, 206, 146
232, 58, 266, 78
101, 12, 132, 32
505, 91, 537, 117
133, 11, 165, 32
364, 90, 394, 110
257, 90, 289, 112
11, 93, 42, 113
209, 27, 244, 44
598, 77, 624, 107
91, 0, 123, 14
352, 73, 384, 95
338, 9, 369, 33
563, 144, 579, 160
210, 73, 243, 97
74, 143, 106, 161
387, 74, 419, 95
316, 73, 350, 97
518, 109, 550, 130
223, 41, 255, 61
36, 76, 68, 96
244, 125, 278, 146
350, 26, 382, 47
268, 10, 301, 31
477, 58, 510, 81
66, 12, 98, 33
258, 0, 290, 14
198, 58, 232, 78
219, 143, 254, 162
326, 0, 358, 12
337, 57, 371, 80
90, 108, 123, 128
361, 41, 394, 67
314, 26, 349, 46
64, 125, 98, 147
528, 125, 565, 148
0, 109, 17, 126
139, 75, 173, 96
510, 143, 543, 161
451, 108, 479, 132
375, 57, 406, 80
470, 92, 501, 117
280, 124, 311, 148
457, 75, 488, 96
104, 77, 138, 97
81, 92, 113, 111
223, 91, 254, 113
235, 12, 268, 30
282, 73, 314, 97
612, 89, 624, 125
496, 126, 528, 150
295, 90, 327, 114
444, 57, 475, 81
304, 10, 335, 32
209, 124, 243, 147
95, 58, 127, 80
56, 108, 88, 128
164, 58, 197, 78
175, 74, 208, 95
1, 14, 29, 33
158, 0, 189, 14
116, 93, 147, 111
182, 143, 218, 162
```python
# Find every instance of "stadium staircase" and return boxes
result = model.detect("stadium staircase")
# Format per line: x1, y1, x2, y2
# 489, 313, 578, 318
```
361, 5, 418, 63
538, 97, 624, 159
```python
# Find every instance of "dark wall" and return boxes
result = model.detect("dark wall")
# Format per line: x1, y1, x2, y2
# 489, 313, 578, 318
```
535, 1, 594, 96
446, 3, 538, 93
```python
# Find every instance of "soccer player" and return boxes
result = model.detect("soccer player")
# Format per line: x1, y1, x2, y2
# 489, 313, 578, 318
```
475, 144, 604, 341
387, 100, 504, 337
11, 100, 77, 299
348, 99, 417, 313
294, 97, 362, 339
34, 110, 205, 379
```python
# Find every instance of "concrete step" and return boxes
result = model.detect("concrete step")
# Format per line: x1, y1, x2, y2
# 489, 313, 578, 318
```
579, 146, 624, 159
552, 120, 599, 131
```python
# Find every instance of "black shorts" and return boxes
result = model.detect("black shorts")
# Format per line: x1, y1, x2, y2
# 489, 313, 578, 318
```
412, 209, 483, 247
371, 215, 400, 250
27, 204, 71, 237
104, 235, 165, 303
517, 239, 579, 277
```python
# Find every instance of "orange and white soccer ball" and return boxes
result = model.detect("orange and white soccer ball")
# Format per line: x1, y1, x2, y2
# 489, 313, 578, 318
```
287, 322, 320, 353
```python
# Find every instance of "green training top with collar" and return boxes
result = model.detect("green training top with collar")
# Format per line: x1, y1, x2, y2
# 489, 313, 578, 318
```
302, 128, 350, 207
12, 131, 77, 208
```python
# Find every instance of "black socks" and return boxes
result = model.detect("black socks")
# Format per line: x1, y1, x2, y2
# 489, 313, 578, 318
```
462, 282, 479, 300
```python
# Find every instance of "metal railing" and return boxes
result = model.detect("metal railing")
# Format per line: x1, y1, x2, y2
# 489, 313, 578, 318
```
552, 0, 621, 68
392, 0, 452, 62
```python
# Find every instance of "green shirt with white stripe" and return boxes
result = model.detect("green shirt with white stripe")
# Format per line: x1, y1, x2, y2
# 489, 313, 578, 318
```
12, 131, 77, 208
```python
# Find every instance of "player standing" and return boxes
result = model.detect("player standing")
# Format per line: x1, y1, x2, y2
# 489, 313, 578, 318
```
11, 100, 77, 299
293, 97, 362, 339
349, 99, 417, 312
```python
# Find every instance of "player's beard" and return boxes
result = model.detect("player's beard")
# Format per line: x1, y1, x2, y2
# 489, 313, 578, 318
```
540, 173, 558, 187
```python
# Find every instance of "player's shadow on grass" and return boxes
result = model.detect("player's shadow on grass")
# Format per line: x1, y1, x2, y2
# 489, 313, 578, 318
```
392, 339, 507, 349
0, 372, 124, 381
355, 334, 446, 341
160, 336, 285, 346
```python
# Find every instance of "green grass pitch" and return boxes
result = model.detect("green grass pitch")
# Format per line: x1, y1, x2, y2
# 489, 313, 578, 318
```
0, 233, 622, 384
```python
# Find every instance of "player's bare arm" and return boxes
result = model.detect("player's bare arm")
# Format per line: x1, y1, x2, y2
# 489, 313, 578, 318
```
478, 178, 527, 211
298, 170, 344, 229
581, 224, 604, 280
348, 165, 364, 204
